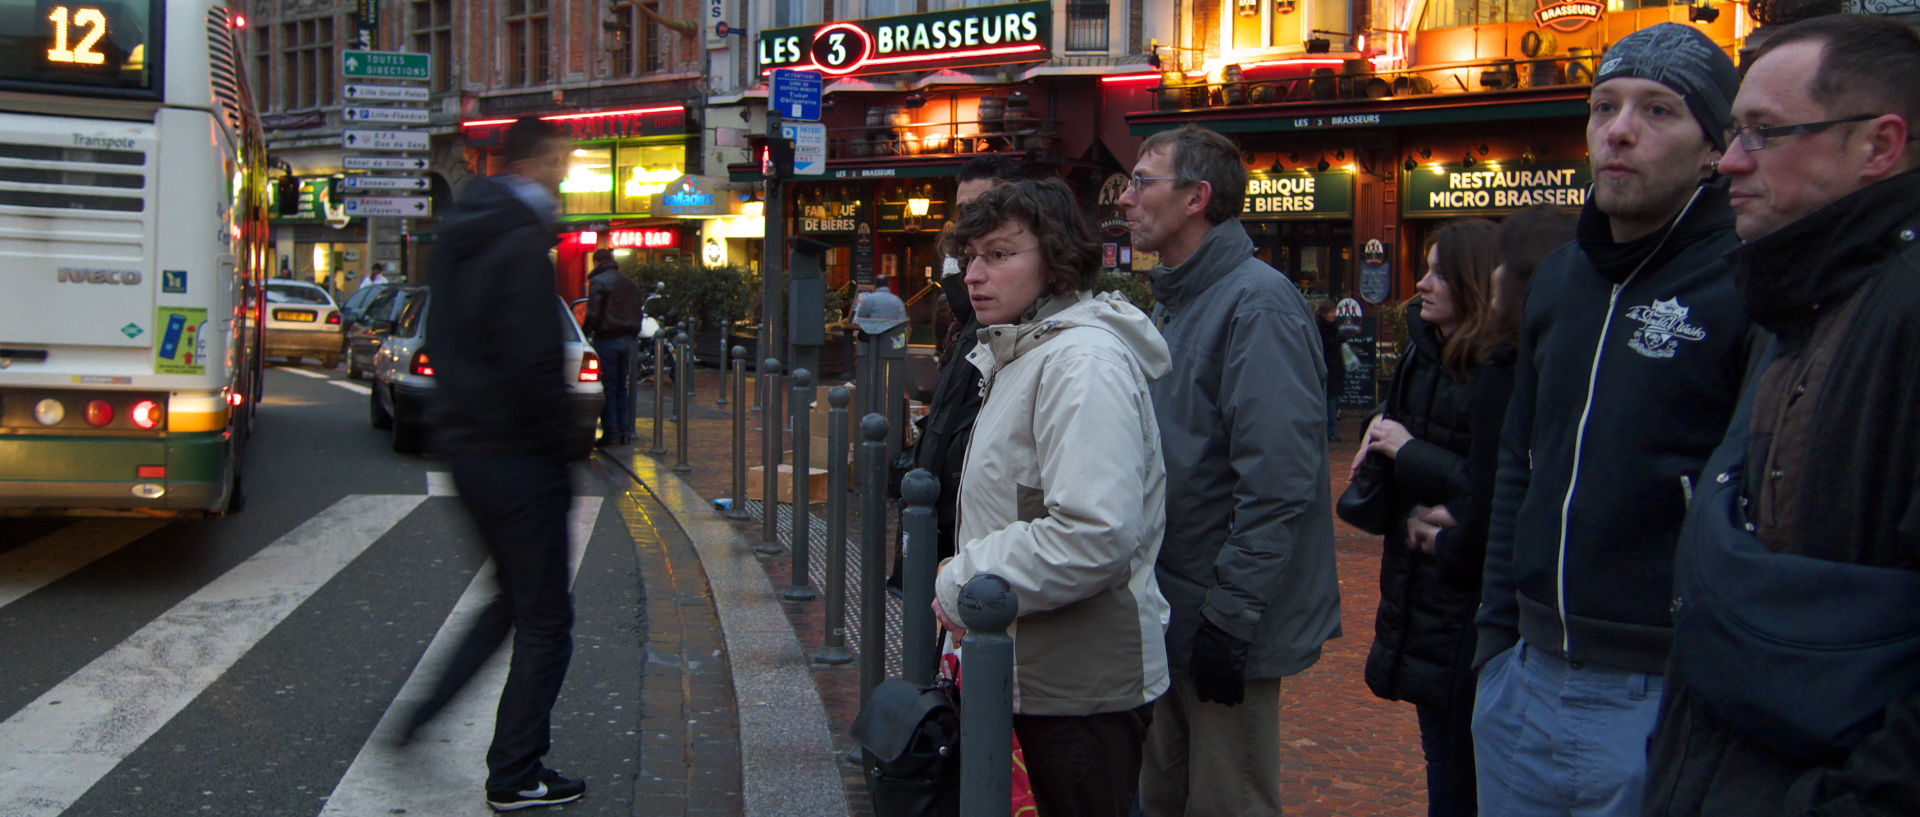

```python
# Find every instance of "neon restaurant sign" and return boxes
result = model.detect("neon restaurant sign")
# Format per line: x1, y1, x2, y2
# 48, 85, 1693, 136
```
758, 0, 1050, 77
1533, 1, 1603, 32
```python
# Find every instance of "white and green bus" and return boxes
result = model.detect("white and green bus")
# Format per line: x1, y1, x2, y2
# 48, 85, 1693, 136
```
0, 0, 268, 515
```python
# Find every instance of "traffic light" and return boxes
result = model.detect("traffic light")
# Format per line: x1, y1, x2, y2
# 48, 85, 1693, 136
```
275, 174, 301, 216
749, 135, 795, 180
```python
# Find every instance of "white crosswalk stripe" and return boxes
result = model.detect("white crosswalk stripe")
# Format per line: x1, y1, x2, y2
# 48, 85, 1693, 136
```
277, 367, 331, 379
319, 496, 602, 816
328, 379, 372, 396
0, 495, 425, 817
0, 520, 168, 610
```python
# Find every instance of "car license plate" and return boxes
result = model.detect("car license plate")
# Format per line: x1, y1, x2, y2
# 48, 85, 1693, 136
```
274, 310, 316, 322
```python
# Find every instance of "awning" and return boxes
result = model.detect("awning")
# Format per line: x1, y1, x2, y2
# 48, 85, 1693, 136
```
1125, 87, 1589, 137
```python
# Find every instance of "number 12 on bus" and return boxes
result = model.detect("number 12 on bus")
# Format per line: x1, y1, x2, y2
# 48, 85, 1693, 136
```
0, 1, 269, 516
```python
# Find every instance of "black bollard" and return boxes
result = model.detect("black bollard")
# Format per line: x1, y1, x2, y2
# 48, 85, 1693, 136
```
783, 369, 816, 601
757, 357, 784, 556
716, 342, 729, 406
858, 413, 889, 701
648, 333, 667, 455
673, 332, 691, 473
813, 386, 853, 664
900, 468, 940, 686
957, 573, 1018, 817
726, 346, 749, 520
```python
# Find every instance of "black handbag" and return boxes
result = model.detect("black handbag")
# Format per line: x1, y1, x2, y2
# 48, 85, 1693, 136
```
850, 675, 961, 817
1337, 450, 1396, 535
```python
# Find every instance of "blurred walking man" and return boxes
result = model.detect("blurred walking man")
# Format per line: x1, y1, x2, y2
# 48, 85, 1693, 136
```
1121, 123, 1342, 817
1471, 24, 1758, 816
410, 116, 586, 812
1647, 15, 1920, 815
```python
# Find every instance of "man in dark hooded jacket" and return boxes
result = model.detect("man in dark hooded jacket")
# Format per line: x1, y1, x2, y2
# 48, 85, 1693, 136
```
1472, 24, 1758, 817
409, 116, 587, 812
584, 248, 645, 445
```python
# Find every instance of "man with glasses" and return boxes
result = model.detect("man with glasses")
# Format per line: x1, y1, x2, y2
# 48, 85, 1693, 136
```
1471, 23, 1760, 817
1119, 123, 1341, 817
1647, 14, 1920, 815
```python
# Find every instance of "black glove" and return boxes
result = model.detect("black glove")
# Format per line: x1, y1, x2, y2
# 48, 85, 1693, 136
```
1191, 618, 1250, 706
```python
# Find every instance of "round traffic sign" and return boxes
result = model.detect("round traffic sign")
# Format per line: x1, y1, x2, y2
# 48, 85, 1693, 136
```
715, 21, 730, 37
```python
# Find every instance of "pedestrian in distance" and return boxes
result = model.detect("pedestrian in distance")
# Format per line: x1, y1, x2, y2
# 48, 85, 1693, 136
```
366, 262, 390, 286
407, 115, 587, 812
584, 248, 646, 447
1646, 14, 1920, 816
1356, 217, 1503, 817
929, 177, 1171, 817
1119, 123, 1342, 817
1470, 23, 1761, 817
1316, 299, 1347, 441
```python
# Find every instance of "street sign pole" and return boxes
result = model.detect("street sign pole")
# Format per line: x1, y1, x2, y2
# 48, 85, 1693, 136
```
763, 104, 786, 433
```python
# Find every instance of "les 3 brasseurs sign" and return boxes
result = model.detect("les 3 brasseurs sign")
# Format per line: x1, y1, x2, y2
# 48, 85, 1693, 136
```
758, 0, 1050, 77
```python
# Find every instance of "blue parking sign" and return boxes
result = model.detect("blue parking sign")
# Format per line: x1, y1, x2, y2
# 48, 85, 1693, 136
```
772, 69, 822, 121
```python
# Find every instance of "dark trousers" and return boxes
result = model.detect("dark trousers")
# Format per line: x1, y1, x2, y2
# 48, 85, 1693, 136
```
1416, 698, 1478, 817
1014, 702, 1154, 817
593, 336, 636, 442
414, 455, 575, 793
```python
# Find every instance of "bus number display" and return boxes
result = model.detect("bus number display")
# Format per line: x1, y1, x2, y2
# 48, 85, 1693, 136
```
46, 6, 109, 66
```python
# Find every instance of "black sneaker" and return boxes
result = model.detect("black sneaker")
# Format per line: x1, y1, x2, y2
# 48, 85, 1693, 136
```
487, 770, 585, 811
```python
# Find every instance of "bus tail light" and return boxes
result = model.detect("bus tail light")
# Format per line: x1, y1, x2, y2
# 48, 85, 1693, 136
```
130, 400, 164, 430
137, 465, 166, 478
33, 398, 65, 426
410, 351, 435, 377
578, 350, 602, 382
85, 400, 114, 427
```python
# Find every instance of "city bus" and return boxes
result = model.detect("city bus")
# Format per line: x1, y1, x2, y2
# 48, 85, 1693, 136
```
0, 1, 268, 515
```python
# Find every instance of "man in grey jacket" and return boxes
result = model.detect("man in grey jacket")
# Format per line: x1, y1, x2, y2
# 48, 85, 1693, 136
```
1119, 123, 1343, 817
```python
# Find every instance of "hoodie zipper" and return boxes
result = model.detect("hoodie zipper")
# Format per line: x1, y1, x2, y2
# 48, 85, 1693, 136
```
1552, 185, 1704, 658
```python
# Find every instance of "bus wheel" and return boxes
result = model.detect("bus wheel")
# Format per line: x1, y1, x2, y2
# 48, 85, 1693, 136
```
225, 467, 247, 513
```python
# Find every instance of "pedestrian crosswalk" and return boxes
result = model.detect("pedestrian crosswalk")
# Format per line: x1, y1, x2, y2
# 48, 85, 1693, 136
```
0, 493, 605, 817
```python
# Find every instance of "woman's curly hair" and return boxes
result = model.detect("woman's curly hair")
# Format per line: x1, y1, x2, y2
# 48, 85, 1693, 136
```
939, 178, 1101, 297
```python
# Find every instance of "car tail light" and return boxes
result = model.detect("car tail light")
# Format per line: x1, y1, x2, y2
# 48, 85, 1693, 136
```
85, 400, 114, 427
33, 398, 65, 426
130, 400, 164, 430
410, 350, 435, 377
578, 350, 601, 382
326, 312, 341, 325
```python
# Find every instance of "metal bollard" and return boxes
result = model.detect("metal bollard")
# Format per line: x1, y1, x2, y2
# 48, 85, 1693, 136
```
783, 369, 816, 601
857, 413, 889, 700
813, 386, 853, 664
648, 333, 667, 455
957, 574, 1019, 817
716, 342, 729, 406
756, 358, 784, 557
673, 332, 691, 473
726, 347, 749, 520
900, 468, 940, 686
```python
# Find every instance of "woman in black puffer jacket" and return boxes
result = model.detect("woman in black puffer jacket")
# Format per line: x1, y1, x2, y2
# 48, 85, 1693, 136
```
1355, 218, 1502, 817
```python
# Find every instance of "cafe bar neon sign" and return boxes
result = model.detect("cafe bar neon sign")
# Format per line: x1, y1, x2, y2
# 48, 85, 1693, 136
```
758, 0, 1050, 77
572, 229, 678, 249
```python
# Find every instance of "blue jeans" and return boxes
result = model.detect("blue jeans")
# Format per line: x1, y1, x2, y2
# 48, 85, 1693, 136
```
593, 336, 635, 442
1472, 639, 1663, 817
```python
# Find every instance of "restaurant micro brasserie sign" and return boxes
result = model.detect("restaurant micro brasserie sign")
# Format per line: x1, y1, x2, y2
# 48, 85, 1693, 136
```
1403, 160, 1592, 217
758, 1, 1050, 77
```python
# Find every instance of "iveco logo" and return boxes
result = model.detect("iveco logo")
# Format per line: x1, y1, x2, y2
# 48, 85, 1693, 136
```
58, 267, 143, 285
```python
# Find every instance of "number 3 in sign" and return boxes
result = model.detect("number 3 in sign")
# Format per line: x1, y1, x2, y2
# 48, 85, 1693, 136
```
47, 6, 108, 66
809, 22, 872, 75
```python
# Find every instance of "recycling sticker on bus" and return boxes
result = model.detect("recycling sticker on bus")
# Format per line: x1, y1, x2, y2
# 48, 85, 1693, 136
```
153, 306, 208, 375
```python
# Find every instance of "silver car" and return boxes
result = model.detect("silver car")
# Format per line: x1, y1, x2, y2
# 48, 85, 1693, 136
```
264, 280, 343, 368
369, 287, 604, 456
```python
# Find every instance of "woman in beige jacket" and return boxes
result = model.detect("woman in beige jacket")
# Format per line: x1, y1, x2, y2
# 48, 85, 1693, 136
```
931, 178, 1172, 817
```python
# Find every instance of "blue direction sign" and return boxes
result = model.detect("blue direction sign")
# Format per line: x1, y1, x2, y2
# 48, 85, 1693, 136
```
772, 69, 822, 121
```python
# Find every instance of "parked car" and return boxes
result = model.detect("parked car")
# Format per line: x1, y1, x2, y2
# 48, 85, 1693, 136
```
264, 280, 343, 368
369, 287, 604, 455
342, 285, 420, 380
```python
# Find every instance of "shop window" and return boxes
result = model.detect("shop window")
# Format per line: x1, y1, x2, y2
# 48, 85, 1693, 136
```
615, 142, 686, 215
1067, 3, 1110, 51
411, 0, 454, 93
507, 0, 552, 87
1420, 0, 1543, 29
279, 15, 334, 110
561, 146, 615, 215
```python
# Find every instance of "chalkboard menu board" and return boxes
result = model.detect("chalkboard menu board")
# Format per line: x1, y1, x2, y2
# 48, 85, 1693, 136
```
1336, 317, 1379, 410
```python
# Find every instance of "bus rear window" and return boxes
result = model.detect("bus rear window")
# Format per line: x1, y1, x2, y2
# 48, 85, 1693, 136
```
0, 1, 158, 98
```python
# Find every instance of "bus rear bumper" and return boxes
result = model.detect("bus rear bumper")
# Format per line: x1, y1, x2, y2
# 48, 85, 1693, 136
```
0, 432, 232, 515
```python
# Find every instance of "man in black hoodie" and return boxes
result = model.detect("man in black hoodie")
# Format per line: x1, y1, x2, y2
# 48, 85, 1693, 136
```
1647, 15, 1920, 816
584, 248, 645, 446
1471, 24, 1758, 817
410, 117, 587, 812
